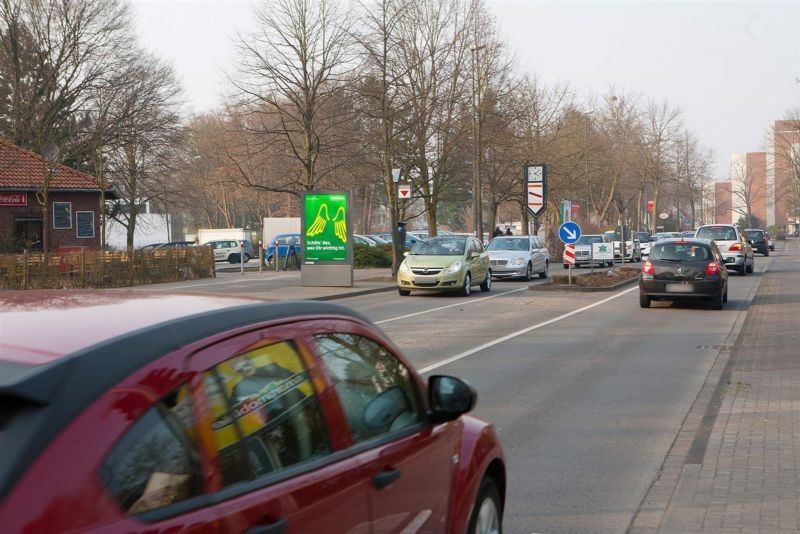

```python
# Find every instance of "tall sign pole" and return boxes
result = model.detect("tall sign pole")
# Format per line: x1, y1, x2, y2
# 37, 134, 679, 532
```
525, 164, 548, 234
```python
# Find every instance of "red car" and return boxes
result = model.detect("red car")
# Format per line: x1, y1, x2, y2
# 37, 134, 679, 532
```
0, 291, 505, 533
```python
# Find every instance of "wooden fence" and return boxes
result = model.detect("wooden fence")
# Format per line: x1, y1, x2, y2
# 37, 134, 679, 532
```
0, 247, 215, 290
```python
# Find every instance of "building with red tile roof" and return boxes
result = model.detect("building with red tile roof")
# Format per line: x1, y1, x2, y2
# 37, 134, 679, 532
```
0, 138, 115, 251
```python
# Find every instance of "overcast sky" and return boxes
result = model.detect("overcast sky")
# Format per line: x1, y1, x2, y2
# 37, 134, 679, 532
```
132, 0, 800, 181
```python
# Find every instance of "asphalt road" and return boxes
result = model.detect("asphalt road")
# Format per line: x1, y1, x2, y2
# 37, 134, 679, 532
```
333, 263, 767, 534
134, 256, 768, 533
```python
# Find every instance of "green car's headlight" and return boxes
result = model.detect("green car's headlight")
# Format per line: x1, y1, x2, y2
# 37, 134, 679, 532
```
508, 257, 525, 267
399, 261, 411, 274
444, 260, 463, 274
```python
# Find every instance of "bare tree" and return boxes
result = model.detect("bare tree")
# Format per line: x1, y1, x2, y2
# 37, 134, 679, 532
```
231, 0, 353, 193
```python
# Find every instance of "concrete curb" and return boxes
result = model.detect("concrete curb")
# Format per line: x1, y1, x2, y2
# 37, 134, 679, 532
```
528, 274, 639, 292
310, 284, 397, 301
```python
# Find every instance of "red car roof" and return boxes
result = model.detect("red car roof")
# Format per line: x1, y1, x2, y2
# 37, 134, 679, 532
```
0, 290, 267, 366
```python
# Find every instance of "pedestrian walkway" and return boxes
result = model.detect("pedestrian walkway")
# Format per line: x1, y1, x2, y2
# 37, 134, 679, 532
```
630, 239, 800, 533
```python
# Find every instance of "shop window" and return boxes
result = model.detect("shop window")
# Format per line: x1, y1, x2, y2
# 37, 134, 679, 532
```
53, 202, 71, 229
76, 211, 95, 238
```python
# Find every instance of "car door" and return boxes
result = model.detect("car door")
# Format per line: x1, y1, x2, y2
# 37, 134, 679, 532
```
472, 238, 489, 280
186, 324, 371, 534
531, 237, 545, 272
311, 329, 458, 533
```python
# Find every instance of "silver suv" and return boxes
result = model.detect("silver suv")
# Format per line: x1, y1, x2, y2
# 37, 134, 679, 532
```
207, 239, 252, 264
694, 224, 754, 276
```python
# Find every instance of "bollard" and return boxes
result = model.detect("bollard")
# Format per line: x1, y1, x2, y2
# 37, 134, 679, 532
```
240, 241, 244, 276
258, 240, 263, 273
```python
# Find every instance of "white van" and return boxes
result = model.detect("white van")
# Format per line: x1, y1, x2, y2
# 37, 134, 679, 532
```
207, 240, 252, 264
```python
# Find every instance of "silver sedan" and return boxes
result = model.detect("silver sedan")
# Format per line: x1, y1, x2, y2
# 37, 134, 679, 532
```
486, 235, 549, 280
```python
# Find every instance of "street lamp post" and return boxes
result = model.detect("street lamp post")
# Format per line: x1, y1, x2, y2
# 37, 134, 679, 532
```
471, 45, 485, 239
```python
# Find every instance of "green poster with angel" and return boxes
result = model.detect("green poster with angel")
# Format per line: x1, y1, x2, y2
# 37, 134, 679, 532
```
303, 193, 349, 262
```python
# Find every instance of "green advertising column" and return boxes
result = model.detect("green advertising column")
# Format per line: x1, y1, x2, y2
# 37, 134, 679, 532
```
301, 191, 353, 287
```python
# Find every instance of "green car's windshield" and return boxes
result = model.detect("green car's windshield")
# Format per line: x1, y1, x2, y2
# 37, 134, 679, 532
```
486, 238, 528, 251
411, 236, 467, 255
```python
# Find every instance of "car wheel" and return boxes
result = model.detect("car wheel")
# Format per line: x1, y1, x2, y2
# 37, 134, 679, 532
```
539, 261, 548, 279
228, 254, 238, 264
461, 273, 472, 296
524, 263, 532, 281
723, 287, 728, 303
243, 253, 251, 263
398, 288, 411, 296
711, 292, 723, 310
639, 293, 651, 308
467, 477, 502, 534
480, 271, 492, 292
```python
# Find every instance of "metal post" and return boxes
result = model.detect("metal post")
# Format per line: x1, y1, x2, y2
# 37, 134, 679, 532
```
240, 241, 244, 276
258, 241, 263, 273
568, 263, 572, 285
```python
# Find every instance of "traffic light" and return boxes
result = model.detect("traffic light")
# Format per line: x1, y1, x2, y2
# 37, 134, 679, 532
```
647, 200, 655, 212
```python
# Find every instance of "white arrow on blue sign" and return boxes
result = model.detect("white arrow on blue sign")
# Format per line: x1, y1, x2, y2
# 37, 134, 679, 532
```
559, 221, 582, 244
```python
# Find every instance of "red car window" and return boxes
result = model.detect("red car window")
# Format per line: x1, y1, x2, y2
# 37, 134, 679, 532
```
100, 384, 202, 515
314, 333, 421, 444
200, 340, 331, 488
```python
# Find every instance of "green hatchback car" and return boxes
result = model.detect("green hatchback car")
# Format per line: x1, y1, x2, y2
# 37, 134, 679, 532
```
397, 235, 491, 296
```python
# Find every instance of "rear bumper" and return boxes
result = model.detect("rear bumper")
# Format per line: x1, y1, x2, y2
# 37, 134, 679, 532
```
639, 278, 723, 298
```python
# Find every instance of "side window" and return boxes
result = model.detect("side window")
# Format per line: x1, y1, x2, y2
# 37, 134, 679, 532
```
202, 341, 330, 487
101, 385, 202, 515
314, 333, 420, 443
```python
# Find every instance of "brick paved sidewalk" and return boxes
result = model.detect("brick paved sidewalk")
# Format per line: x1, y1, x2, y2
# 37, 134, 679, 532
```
630, 239, 800, 533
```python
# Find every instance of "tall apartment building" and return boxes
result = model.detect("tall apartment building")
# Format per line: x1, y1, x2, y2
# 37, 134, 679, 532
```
715, 181, 732, 224
767, 120, 800, 231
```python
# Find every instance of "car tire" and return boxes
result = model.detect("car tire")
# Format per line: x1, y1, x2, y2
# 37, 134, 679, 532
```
467, 476, 502, 534
228, 254, 238, 264
711, 292, 723, 310
524, 263, 533, 281
398, 288, 411, 296
723, 287, 728, 303
480, 271, 491, 292
539, 261, 548, 279
461, 273, 472, 297
639, 293, 651, 308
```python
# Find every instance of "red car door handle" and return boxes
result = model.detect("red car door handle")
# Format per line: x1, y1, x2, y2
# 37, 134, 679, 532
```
244, 518, 288, 534
372, 467, 402, 489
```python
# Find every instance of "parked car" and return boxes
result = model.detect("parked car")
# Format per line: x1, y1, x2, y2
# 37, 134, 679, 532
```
639, 237, 729, 309
207, 239, 253, 263
681, 231, 696, 238
603, 229, 641, 262
637, 232, 653, 258
652, 232, 682, 241
486, 235, 549, 280
139, 243, 164, 251
0, 292, 505, 533
564, 234, 612, 268
365, 234, 390, 245
153, 240, 195, 250
694, 224, 754, 276
744, 228, 769, 256
374, 232, 423, 248
397, 235, 491, 296
265, 233, 302, 264
353, 234, 378, 246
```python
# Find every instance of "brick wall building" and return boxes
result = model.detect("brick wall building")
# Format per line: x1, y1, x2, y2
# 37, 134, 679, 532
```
0, 139, 114, 251
767, 120, 800, 230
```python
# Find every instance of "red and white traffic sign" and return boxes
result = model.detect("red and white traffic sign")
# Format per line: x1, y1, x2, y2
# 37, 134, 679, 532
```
398, 184, 411, 199
563, 244, 575, 265
527, 183, 544, 216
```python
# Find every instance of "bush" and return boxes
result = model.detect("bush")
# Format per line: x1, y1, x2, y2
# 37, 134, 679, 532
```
354, 244, 392, 268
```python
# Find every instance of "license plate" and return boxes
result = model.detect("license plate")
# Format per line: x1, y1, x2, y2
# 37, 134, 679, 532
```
665, 283, 694, 293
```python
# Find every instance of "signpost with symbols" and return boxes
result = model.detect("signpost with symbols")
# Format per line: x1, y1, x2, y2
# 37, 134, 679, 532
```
559, 221, 581, 284
398, 184, 411, 200
525, 164, 547, 221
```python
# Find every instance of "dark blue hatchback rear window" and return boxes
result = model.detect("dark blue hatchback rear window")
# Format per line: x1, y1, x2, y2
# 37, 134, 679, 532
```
652, 243, 711, 261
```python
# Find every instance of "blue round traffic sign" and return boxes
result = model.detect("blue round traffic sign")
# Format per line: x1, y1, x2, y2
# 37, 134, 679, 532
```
559, 221, 582, 244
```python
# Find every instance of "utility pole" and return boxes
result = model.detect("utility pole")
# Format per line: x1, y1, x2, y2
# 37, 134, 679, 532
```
584, 110, 593, 224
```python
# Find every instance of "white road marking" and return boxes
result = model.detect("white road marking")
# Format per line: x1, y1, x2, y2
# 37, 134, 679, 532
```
418, 285, 639, 374
374, 286, 531, 325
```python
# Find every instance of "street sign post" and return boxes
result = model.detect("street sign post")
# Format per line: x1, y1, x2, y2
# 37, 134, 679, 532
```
558, 221, 581, 244
564, 243, 575, 285
525, 164, 547, 218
